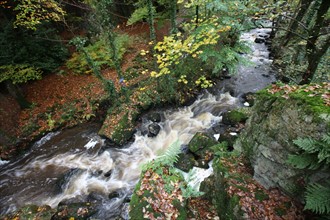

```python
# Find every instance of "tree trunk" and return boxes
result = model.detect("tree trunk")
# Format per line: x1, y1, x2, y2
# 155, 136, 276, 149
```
300, 0, 330, 84
300, 36, 330, 84
195, 5, 199, 28
170, 0, 177, 34
283, 0, 313, 46
5, 81, 30, 109
146, 0, 156, 42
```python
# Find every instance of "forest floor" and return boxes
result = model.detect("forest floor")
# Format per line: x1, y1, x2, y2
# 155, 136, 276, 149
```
0, 22, 166, 159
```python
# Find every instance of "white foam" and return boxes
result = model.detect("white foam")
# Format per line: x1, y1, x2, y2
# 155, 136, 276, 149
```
0, 159, 9, 166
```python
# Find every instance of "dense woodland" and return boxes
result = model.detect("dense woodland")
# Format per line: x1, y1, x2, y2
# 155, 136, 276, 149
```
0, 0, 329, 219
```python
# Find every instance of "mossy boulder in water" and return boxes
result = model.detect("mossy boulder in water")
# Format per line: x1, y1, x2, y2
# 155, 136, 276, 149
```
188, 132, 218, 155
99, 105, 140, 145
52, 202, 97, 220
222, 110, 248, 126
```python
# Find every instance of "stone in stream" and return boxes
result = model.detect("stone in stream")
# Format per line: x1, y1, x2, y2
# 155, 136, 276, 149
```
221, 110, 248, 126
147, 122, 161, 137
241, 92, 255, 106
255, 37, 266, 43
174, 153, 196, 172
188, 132, 218, 155
55, 168, 83, 193
104, 170, 112, 177
147, 112, 162, 123
109, 191, 120, 200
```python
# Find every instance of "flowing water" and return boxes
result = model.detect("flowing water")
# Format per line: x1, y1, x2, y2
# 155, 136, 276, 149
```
0, 27, 276, 219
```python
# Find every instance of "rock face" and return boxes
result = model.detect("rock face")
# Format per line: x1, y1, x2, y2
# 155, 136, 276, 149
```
235, 88, 330, 200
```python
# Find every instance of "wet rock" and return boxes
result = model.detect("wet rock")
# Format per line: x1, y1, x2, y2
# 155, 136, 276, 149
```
174, 153, 196, 172
188, 132, 218, 155
99, 105, 140, 145
104, 170, 112, 177
241, 92, 255, 106
200, 174, 216, 201
55, 168, 82, 193
109, 191, 120, 199
87, 192, 105, 203
218, 131, 238, 147
255, 37, 265, 43
147, 112, 162, 123
180, 144, 189, 153
265, 40, 272, 46
258, 34, 270, 39
147, 122, 161, 137
196, 158, 210, 169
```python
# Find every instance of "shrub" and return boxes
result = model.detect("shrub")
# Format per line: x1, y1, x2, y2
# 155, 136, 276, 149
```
66, 33, 132, 74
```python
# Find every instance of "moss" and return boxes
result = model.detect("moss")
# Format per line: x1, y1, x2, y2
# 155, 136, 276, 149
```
99, 106, 140, 145
188, 132, 218, 155
222, 110, 248, 125
4, 205, 56, 220
110, 112, 134, 145
212, 156, 243, 220
257, 84, 330, 118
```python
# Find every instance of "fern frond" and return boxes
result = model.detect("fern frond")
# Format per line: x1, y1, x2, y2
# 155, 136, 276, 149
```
318, 146, 330, 165
127, 6, 149, 25
305, 183, 330, 214
287, 153, 321, 170
157, 140, 181, 166
293, 137, 318, 153
322, 134, 330, 145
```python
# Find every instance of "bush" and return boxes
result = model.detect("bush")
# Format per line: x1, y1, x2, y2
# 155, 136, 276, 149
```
66, 33, 132, 74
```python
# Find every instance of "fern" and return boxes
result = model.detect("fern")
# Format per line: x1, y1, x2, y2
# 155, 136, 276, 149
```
287, 134, 330, 216
142, 140, 181, 171
305, 182, 330, 214
157, 140, 181, 166
293, 137, 319, 154
127, 6, 149, 25
287, 153, 321, 170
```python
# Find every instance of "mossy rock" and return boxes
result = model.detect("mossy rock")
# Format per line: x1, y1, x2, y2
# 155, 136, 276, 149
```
235, 83, 330, 199
188, 132, 218, 156
99, 105, 140, 145
3, 205, 56, 220
174, 153, 196, 172
222, 110, 248, 126
52, 202, 97, 220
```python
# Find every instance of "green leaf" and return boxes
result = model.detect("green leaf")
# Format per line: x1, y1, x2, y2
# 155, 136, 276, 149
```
305, 183, 330, 214
287, 153, 320, 170
127, 6, 149, 25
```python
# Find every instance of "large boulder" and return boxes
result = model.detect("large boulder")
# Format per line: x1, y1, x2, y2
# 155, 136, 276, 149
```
235, 84, 330, 200
99, 105, 140, 145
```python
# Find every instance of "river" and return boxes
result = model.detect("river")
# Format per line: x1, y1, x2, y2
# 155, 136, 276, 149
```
0, 26, 276, 219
